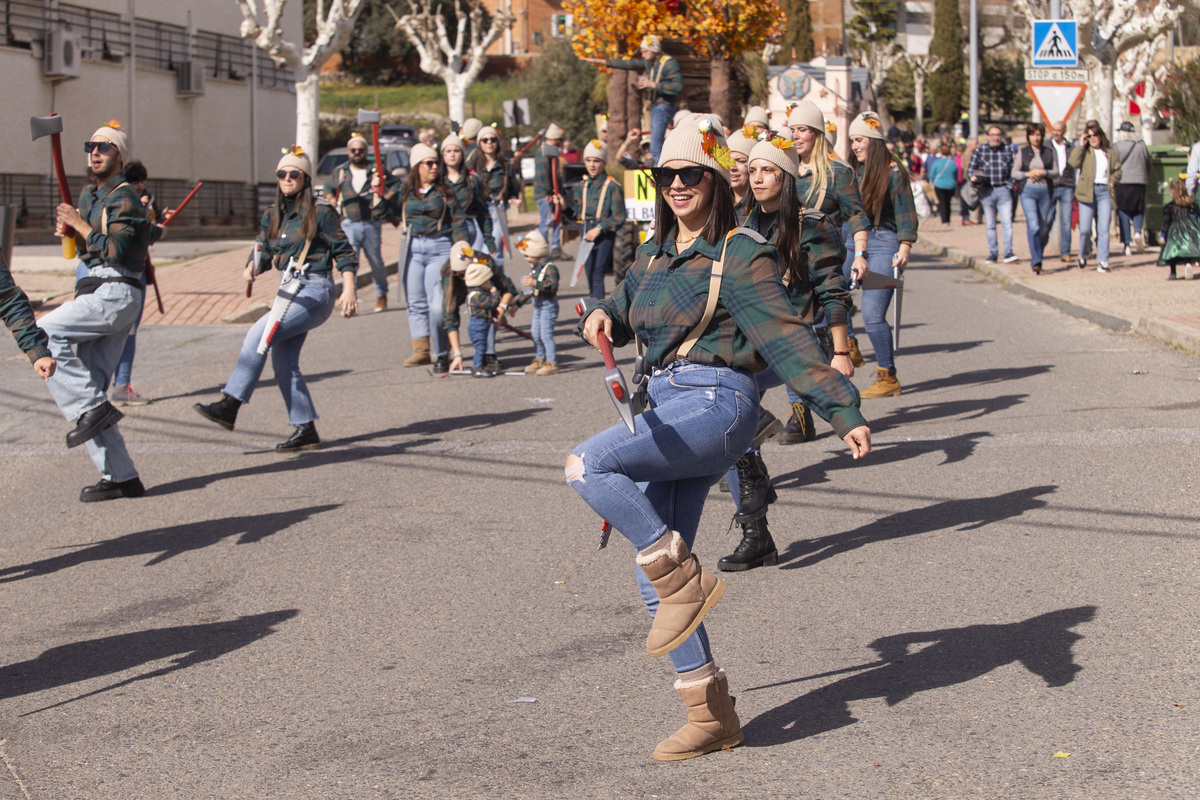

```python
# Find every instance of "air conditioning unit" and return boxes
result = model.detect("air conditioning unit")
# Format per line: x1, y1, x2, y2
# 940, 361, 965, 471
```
43, 28, 81, 79
176, 61, 206, 96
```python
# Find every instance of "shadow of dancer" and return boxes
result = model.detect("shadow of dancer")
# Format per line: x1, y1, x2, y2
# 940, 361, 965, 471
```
779, 485, 1056, 568
772, 431, 994, 489
2, 609, 300, 713
0, 504, 340, 582
742, 606, 1097, 746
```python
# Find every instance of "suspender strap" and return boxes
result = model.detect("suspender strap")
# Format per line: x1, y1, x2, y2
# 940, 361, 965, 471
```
99, 181, 131, 236
675, 231, 734, 361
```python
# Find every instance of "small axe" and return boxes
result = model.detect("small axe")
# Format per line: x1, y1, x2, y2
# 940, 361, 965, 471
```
30, 113, 76, 260
356, 108, 385, 196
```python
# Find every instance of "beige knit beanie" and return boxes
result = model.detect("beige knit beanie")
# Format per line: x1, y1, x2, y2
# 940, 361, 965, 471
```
450, 241, 474, 273
744, 106, 769, 128
848, 111, 886, 141
441, 134, 465, 154
459, 118, 483, 141
410, 143, 438, 166
786, 100, 824, 133
92, 120, 131, 164
727, 129, 757, 158
640, 35, 663, 54
749, 135, 800, 178
517, 230, 550, 259
276, 145, 312, 178
465, 262, 492, 288
347, 132, 369, 149
477, 125, 500, 142
545, 123, 564, 141
657, 115, 733, 183
583, 139, 607, 162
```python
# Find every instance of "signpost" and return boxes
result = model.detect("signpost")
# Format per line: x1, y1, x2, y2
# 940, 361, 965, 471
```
1032, 20, 1078, 67
1026, 21, 1086, 128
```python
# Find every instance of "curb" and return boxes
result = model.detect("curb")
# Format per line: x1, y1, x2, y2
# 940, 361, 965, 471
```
916, 239, 1200, 355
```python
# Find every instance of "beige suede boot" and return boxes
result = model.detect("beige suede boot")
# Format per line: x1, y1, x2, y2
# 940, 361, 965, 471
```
860, 367, 902, 398
653, 662, 744, 761
523, 358, 544, 374
403, 337, 431, 367
847, 338, 865, 367
637, 531, 726, 657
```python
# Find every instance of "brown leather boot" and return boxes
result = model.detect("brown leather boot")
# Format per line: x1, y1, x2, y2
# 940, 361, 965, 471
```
653, 662, 744, 761
847, 338, 865, 367
523, 358, 544, 374
861, 367, 902, 398
403, 337, 431, 367
637, 531, 726, 657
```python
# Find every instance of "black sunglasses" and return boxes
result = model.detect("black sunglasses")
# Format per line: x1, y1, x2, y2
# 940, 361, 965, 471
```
348, 148, 367, 154
479, 137, 499, 144
650, 166, 709, 188
84, 142, 116, 154
276, 169, 304, 180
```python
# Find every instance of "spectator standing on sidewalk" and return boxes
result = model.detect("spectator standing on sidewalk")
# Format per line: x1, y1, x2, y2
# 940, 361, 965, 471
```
324, 132, 397, 313
1114, 121, 1151, 255
927, 143, 959, 226
1013, 123, 1059, 275
582, 36, 682, 165
956, 142, 976, 225
1047, 121, 1077, 262
968, 126, 1017, 263
1069, 126, 1121, 272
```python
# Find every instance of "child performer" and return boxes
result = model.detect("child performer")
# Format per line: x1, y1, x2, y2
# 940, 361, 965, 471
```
1158, 176, 1200, 280
516, 231, 560, 375
577, 140, 626, 300
446, 242, 517, 373
464, 263, 502, 376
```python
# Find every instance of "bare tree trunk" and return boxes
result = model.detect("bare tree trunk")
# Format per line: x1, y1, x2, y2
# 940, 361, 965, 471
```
606, 70, 628, 158
626, 71, 642, 141
446, 75, 468, 123
1098, 63, 1115, 138
709, 57, 733, 128
875, 89, 893, 132
295, 68, 320, 160
913, 76, 926, 134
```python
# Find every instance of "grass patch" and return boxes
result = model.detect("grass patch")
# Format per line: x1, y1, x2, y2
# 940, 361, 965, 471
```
320, 77, 523, 123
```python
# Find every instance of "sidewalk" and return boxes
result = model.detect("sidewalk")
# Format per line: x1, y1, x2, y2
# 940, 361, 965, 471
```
915, 211, 1200, 355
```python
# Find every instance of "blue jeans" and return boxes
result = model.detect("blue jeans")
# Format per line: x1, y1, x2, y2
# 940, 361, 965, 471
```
650, 102, 675, 166
583, 223, 614, 300
488, 202, 507, 272
1020, 183, 1053, 266
1078, 185, 1112, 263
468, 316, 492, 369
403, 235, 451, 356
1116, 190, 1144, 245
980, 186, 1014, 259
568, 362, 758, 672
536, 197, 561, 250
1049, 184, 1075, 256
38, 279, 142, 481
842, 227, 901, 371
111, 269, 148, 386
531, 297, 558, 362
223, 273, 335, 425
341, 219, 386, 298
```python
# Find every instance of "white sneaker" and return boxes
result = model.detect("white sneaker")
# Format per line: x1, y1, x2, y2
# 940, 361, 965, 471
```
1002, 254, 1019, 263
1096, 262, 1110, 273
1123, 244, 1132, 256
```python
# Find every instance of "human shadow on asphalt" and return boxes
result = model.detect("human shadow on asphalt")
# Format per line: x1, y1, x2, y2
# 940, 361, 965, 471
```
0, 505, 340, 583
741, 606, 1097, 746
771, 431, 993, 489
150, 369, 354, 403
893, 339, 993, 357
899, 365, 1052, 395
1, 610, 299, 714
866, 394, 1029, 433
777, 485, 1056, 569
325, 408, 549, 444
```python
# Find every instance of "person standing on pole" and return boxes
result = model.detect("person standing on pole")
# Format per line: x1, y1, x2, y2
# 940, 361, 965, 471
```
581, 36, 683, 165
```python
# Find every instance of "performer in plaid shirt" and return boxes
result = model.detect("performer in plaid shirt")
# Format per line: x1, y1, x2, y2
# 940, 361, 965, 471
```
567, 115, 870, 763
967, 126, 1017, 264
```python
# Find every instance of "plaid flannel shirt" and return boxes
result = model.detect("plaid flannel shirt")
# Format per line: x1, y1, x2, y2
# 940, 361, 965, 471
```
255, 197, 357, 275
399, 188, 468, 241
526, 259, 559, 299
967, 143, 1015, 190
477, 160, 521, 203
446, 172, 494, 248
578, 175, 627, 233
744, 206, 850, 329
582, 232, 866, 437
856, 162, 920, 243
77, 173, 151, 279
445, 258, 517, 330
467, 284, 501, 320
0, 249, 50, 362
604, 54, 683, 105
533, 154, 563, 200
325, 165, 401, 223
797, 157, 870, 235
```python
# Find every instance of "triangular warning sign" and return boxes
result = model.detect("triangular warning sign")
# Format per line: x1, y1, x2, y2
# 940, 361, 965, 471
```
1036, 22, 1076, 62
1026, 82, 1087, 127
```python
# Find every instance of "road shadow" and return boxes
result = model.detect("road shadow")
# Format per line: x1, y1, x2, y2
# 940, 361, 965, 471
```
324, 408, 549, 445
742, 606, 1097, 746
153, 369, 354, 403
2, 610, 299, 713
900, 365, 1053, 395
865, 394, 1029, 433
771, 431, 994, 489
778, 485, 1056, 569
0, 505, 340, 583
896, 339, 993, 357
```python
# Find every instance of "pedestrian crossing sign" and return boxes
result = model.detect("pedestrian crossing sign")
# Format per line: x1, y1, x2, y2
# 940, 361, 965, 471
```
1032, 20, 1078, 67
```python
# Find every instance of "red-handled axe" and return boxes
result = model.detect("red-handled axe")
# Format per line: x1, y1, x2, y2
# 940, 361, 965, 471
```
31, 113, 76, 260
356, 108, 385, 196
576, 298, 636, 435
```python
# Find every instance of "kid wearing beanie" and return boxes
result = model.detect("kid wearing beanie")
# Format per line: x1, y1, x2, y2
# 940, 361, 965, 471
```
516, 231, 560, 375
576, 140, 626, 300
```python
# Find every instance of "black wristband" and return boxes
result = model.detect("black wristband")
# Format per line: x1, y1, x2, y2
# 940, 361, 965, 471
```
833, 351, 851, 356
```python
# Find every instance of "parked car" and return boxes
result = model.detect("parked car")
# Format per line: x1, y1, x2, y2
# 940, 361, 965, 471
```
315, 145, 411, 198
378, 125, 418, 147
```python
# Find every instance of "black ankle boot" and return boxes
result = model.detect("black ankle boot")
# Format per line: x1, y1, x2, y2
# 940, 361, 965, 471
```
432, 354, 450, 375
776, 403, 815, 445
276, 422, 320, 452
193, 393, 241, 431
717, 512, 778, 571
734, 451, 776, 517
753, 406, 783, 447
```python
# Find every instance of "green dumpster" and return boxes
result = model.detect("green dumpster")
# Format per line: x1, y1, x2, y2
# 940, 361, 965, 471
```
1146, 144, 1191, 241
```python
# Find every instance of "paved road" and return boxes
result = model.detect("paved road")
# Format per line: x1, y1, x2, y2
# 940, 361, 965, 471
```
1, 249, 1197, 799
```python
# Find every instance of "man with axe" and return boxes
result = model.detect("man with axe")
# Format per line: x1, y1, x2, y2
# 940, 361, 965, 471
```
534, 123, 567, 259
324, 113, 398, 312
33, 117, 152, 502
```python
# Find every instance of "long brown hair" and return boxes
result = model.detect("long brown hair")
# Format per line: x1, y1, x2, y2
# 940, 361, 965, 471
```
398, 165, 456, 211
268, 174, 317, 242
754, 172, 804, 285
849, 138, 911, 222
652, 168, 738, 247
1169, 177, 1193, 207
469, 144, 510, 198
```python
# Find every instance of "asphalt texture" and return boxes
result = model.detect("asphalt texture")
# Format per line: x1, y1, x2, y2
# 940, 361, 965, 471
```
1, 249, 1198, 799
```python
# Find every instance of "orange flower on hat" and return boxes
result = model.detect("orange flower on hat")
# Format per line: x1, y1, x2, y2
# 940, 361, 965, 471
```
281, 144, 305, 156
105, 119, 122, 130
769, 136, 794, 150
825, 120, 837, 132
861, 114, 881, 129
590, 139, 602, 148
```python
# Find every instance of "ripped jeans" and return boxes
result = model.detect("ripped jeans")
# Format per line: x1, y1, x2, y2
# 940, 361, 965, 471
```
566, 362, 759, 672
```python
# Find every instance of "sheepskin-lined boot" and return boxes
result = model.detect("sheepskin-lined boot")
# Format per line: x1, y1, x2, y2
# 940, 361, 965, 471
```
652, 662, 743, 761
403, 337, 431, 367
637, 531, 726, 657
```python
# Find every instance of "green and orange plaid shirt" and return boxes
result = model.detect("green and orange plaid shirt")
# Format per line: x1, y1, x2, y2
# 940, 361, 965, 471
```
77, 172, 150, 278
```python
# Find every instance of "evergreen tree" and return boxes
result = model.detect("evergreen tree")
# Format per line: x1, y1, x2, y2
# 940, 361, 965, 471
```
773, 0, 815, 65
927, 0, 964, 125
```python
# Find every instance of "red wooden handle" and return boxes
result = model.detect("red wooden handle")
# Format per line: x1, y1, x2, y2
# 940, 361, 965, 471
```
162, 181, 203, 227
372, 120, 385, 196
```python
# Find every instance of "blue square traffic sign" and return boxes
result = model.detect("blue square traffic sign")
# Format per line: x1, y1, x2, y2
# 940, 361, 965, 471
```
1032, 20, 1078, 67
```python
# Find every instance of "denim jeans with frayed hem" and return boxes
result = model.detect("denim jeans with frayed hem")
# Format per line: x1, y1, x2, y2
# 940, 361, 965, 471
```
403, 234, 451, 356
568, 363, 758, 672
